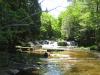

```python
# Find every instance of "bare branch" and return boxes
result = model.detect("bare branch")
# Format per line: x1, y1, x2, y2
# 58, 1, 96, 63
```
48, 6, 61, 12
18, 6, 61, 23
39, 0, 45, 4
8, 24, 29, 26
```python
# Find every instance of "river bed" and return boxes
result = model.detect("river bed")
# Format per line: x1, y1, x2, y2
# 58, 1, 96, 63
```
0, 50, 100, 75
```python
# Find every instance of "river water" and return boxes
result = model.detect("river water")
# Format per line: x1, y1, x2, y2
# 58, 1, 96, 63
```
0, 50, 100, 75
39, 50, 100, 75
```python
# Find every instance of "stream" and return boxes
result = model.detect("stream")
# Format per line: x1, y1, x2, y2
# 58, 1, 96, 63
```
0, 50, 100, 75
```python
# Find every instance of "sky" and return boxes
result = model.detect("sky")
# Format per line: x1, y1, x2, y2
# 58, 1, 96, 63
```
39, 0, 72, 17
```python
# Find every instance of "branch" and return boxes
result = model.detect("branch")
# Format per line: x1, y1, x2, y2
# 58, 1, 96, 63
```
48, 6, 61, 12
39, 0, 45, 4
18, 6, 61, 23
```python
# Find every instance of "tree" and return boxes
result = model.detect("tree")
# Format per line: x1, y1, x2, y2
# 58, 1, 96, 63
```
40, 12, 61, 39
60, 4, 82, 40
82, 0, 100, 48
0, 0, 41, 51
59, 0, 96, 46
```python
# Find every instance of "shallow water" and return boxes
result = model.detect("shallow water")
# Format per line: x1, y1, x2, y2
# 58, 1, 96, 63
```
0, 50, 100, 75
39, 50, 100, 75
40, 57, 73, 75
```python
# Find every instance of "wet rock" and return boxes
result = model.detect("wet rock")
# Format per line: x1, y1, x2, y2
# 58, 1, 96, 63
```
44, 52, 49, 58
7, 69, 19, 75
16, 67, 40, 75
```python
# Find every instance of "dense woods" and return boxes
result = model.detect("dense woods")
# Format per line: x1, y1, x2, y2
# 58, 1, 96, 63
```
0, 0, 100, 51
41, 0, 100, 50
0, 1, 100, 75
0, 0, 41, 51
58, 0, 100, 50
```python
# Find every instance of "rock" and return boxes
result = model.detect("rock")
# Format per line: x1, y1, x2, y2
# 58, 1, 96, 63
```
16, 67, 40, 75
44, 52, 49, 58
7, 69, 19, 75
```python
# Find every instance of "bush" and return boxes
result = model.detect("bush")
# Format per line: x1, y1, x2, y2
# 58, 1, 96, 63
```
90, 45, 97, 50
58, 42, 67, 46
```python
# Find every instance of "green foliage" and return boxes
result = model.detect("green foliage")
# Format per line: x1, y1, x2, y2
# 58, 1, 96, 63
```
60, 4, 82, 40
0, 0, 41, 51
40, 12, 61, 39
59, 0, 100, 48
0, 0, 100, 51
90, 45, 97, 50
40, 12, 53, 39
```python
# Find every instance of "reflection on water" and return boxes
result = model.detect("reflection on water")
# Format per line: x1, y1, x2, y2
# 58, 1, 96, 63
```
40, 58, 60, 75
43, 62, 62, 75
0, 50, 100, 75
39, 51, 100, 75
40, 55, 74, 75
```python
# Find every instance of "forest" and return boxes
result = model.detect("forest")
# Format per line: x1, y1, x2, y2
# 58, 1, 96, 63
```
0, 0, 100, 75
0, 0, 100, 52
